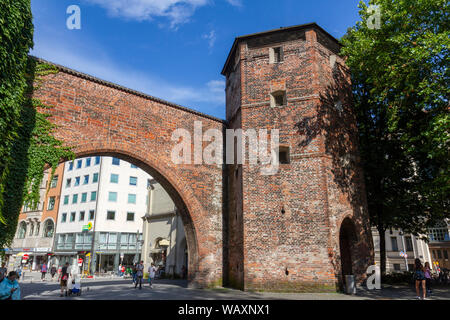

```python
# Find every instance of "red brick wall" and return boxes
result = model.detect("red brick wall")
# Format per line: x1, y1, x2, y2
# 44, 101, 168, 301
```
224, 26, 373, 291
33, 68, 225, 288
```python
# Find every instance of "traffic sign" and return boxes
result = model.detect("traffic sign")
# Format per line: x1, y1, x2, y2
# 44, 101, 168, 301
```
23, 254, 29, 260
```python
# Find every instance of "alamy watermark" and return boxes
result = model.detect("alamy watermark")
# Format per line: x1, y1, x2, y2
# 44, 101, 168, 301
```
67, 5, 81, 30
366, 265, 381, 290
171, 121, 280, 175
367, 5, 381, 30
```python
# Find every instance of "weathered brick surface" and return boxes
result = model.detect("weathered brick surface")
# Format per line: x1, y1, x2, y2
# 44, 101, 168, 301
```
222, 24, 374, 291
33, 67, 225, 288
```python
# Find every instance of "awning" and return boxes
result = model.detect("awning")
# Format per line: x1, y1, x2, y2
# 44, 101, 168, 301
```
16, 252, 28, 257
53, 252, 77, 256
158, 239, 170, 246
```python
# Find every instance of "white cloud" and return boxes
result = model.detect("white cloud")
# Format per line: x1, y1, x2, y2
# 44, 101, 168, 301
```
202, 29, 216, 49
85, 0, 210, 28
226, 0, 242, 7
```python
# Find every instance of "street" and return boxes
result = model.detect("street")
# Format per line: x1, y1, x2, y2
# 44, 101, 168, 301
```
17, 272, 450, 300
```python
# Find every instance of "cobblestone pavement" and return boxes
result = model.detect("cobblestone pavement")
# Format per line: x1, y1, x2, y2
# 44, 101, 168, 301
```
17, 272, 450, 300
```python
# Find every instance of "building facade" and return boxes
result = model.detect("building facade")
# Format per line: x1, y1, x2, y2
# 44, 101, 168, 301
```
222, 24, 373, 291
6, 163, 64, 271
372, 228, 432, 273
141, 180, 187, 278
427, 219, 450, 270
54, 156, 150, 274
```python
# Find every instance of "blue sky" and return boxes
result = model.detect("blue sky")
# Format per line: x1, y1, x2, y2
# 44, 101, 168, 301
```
31, 0, 363, 119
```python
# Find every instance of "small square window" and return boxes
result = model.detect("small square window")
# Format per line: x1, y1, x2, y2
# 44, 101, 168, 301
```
61, 213, 67, 223
108, 192, 117, 202
128, 194, 136, 204
83, 175, 89, 185
79, 211, 85, 221
70, 212, 76, 222
72, 194, 78, 204
63, 195, 69, 205
66, 178, 71, 188
93, 173, 99, 183
110, 174, 119, 183
131, 164, 138, 169
112, 158, 120, 166
127, 212, 135, 221
81, 193, 87, 203
271, 91, 286, 107
89, 210, 95, 220
74, 177, 80, 186
279, 146, 290, 164
68, 162, 74, 171
95, 156, 101, 165
129, 176, 137, 186
270, 46, 283, 63
107, 211, 115, 220
86, 158, 91, 167
77, 160, 82, 169
91, 191, 97, 202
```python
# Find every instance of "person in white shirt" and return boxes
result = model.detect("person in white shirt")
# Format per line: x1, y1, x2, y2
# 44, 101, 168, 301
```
148, 263, 156, 288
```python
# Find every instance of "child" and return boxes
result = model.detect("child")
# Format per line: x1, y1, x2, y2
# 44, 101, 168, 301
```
69, 279, 81, 296
424, 262, 432, 294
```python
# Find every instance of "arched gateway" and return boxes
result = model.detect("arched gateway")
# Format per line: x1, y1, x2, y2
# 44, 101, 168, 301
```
32, 23, 374, 291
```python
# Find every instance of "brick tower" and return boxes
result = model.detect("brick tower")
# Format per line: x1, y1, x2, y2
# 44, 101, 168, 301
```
222, 23, 374, 292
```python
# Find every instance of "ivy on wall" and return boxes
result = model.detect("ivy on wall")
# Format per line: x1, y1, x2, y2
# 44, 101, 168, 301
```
0, 1, 74, 250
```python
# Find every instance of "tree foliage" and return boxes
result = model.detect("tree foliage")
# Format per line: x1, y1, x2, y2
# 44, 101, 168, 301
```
341, 0, 449, 271
0, 2, 74, 250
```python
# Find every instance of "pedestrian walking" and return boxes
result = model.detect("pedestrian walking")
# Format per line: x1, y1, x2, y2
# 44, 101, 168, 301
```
50, 265, 57, 280
132, 263, 137, 284
148, 263, 156, 288
0, 263, 7, 283
41, 262, 47, 280
0, 271, 21, 300
424, 261, 432, 295
134, 261, 144, 289
59, 263, 70, 297
15, 266, 22, 280
121, 265, 125, 277
118, 264, 122, 277
413, 258, 426, 300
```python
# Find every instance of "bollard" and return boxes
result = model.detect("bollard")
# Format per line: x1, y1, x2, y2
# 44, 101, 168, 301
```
345, 275, 356, 295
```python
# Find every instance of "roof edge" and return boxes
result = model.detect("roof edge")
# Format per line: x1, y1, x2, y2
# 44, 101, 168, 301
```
221, 22, 342, 75
30, 56, 226, 124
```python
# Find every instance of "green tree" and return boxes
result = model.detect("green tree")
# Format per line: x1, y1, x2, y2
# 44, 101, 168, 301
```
341, 0, 449, 274
0, 1, 34, 223
0, 2, 73, 250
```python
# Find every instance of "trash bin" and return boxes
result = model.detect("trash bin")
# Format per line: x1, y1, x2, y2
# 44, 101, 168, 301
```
345, 275, 356, 295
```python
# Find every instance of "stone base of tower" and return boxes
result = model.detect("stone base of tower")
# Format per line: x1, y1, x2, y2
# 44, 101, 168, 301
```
243, 280, 338, 293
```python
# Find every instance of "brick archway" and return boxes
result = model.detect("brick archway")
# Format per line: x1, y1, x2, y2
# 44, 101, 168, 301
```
33, 60, 225, 288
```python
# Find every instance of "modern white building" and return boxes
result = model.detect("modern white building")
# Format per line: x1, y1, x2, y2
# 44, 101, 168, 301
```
54, 156, 151, 274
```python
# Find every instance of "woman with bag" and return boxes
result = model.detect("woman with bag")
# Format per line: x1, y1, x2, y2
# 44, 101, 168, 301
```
59, 263, 71, 297
414, 258, 426, 300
